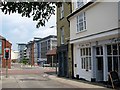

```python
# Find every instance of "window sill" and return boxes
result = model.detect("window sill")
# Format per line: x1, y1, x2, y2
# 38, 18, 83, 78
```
76, 29, 87, 34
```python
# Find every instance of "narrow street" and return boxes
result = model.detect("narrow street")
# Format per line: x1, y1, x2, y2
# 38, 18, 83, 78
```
0, 63, 110, 89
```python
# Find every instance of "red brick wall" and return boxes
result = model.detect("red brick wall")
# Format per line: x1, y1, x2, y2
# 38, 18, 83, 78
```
2, 40, 12, 69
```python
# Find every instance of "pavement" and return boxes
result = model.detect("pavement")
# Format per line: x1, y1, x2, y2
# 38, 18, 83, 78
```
1, 74, 111, 89
0, 63, 112, 89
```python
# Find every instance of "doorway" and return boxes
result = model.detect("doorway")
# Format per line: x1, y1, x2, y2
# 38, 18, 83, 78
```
96, 46, 104, 81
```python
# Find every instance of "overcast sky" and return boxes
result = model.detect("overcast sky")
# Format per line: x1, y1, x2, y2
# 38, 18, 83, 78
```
0, 9, 56, 51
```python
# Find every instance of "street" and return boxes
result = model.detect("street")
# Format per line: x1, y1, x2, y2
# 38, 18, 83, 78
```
0, 63, 110, 89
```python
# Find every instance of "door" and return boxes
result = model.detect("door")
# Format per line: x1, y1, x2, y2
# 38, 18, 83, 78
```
96, 57, 103, 81
96, 46, 104, 81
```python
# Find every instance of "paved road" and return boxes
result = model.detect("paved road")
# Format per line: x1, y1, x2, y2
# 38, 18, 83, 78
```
1, 63, 110, 89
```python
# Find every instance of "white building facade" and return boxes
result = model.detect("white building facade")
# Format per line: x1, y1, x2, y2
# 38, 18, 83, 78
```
68, 1, 120, 82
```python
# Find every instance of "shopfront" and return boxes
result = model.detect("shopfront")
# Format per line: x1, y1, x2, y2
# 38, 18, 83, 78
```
74, 37, 120, 82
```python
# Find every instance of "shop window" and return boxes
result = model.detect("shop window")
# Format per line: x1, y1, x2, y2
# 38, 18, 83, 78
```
107, 44, 119, 72
80, 47, 91, 71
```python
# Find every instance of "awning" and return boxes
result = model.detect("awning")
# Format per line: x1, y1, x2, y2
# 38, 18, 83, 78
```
46, 48, 56, 56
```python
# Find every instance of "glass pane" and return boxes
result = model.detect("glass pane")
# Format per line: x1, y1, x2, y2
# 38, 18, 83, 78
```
107, 45, 112, 55
89, 48, 91, 56
84, 21, 86, 29
86, 57, 88, 70
113, 57, 118, 72
89, 57, 91, 70
80, 49, 82, 56
83, 48, 85, 56
96, 47, 99, 55
84, 58, 85, 69
86, 48, 88, 55
113, 44, 118, 55
101, 46, 103, 55
97, 57, 103, 70
118, 44, 120, 55
108, 57, 112, 72
81, 58, 83, 69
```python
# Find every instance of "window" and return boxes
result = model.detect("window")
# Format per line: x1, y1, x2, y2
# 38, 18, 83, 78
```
60, 3, 64, 19
96, 46, 103, 55
77, 0, 84, 8
60, 27, 64, 44
81, 47, 91, 70
107, 44, 120, 72
77, 12, 86, 32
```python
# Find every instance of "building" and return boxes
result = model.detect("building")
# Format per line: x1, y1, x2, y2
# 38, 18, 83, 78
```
11, 50, 19, 63
26, 41, 34, 66
46, 48, 57, 67
33, 37, 41, 65
0, 35, 12, 69
68, 0, 120, 82
57, 2, 73, 77
18, 43, 26, 62
37, 35, 57, 65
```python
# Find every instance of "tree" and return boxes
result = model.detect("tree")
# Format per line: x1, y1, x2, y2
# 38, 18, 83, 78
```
0, 1, 58, 28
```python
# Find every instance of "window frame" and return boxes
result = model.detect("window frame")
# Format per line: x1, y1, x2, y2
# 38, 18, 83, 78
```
80, 47, 91, 71
60, 3, 64, 19
76, 12, 86, 33
60, 27, 64, 45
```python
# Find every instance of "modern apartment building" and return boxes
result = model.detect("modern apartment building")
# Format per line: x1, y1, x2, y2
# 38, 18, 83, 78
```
37, 35, 57, 65
57, 2, 73, 78
26, 41, 34, 66
33, 37, 41, 64
68, 0, 120, 82
18, 43, 26, 62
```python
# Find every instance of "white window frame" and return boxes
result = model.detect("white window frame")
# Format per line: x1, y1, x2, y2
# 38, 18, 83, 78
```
60, 3, 64, 19
77, 12, 86, 33
107, 43, 120, 72
80, 47, 91, 71
60, 27, 64, 44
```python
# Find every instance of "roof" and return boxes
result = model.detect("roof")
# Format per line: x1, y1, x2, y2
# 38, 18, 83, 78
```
46, 48, 56, 56
38, 35, 57, 42
0, 35, 12, 45
67, 1, 95, 20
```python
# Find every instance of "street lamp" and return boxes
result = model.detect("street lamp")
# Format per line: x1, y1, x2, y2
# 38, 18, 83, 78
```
49, 25, 58, 74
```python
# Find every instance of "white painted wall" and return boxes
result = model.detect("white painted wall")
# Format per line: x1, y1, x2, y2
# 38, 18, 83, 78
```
74, 44, 92, 81
70, 2, 118, 42
11, 50, 19, 60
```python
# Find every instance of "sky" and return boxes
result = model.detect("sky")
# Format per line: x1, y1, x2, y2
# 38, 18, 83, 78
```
0, 8, 56, 51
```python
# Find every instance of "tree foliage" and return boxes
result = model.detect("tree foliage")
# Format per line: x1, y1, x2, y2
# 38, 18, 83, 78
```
0, 1, 58, 28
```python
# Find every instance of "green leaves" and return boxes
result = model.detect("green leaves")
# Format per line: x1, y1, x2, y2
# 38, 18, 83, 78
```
0, 1, 56, 28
